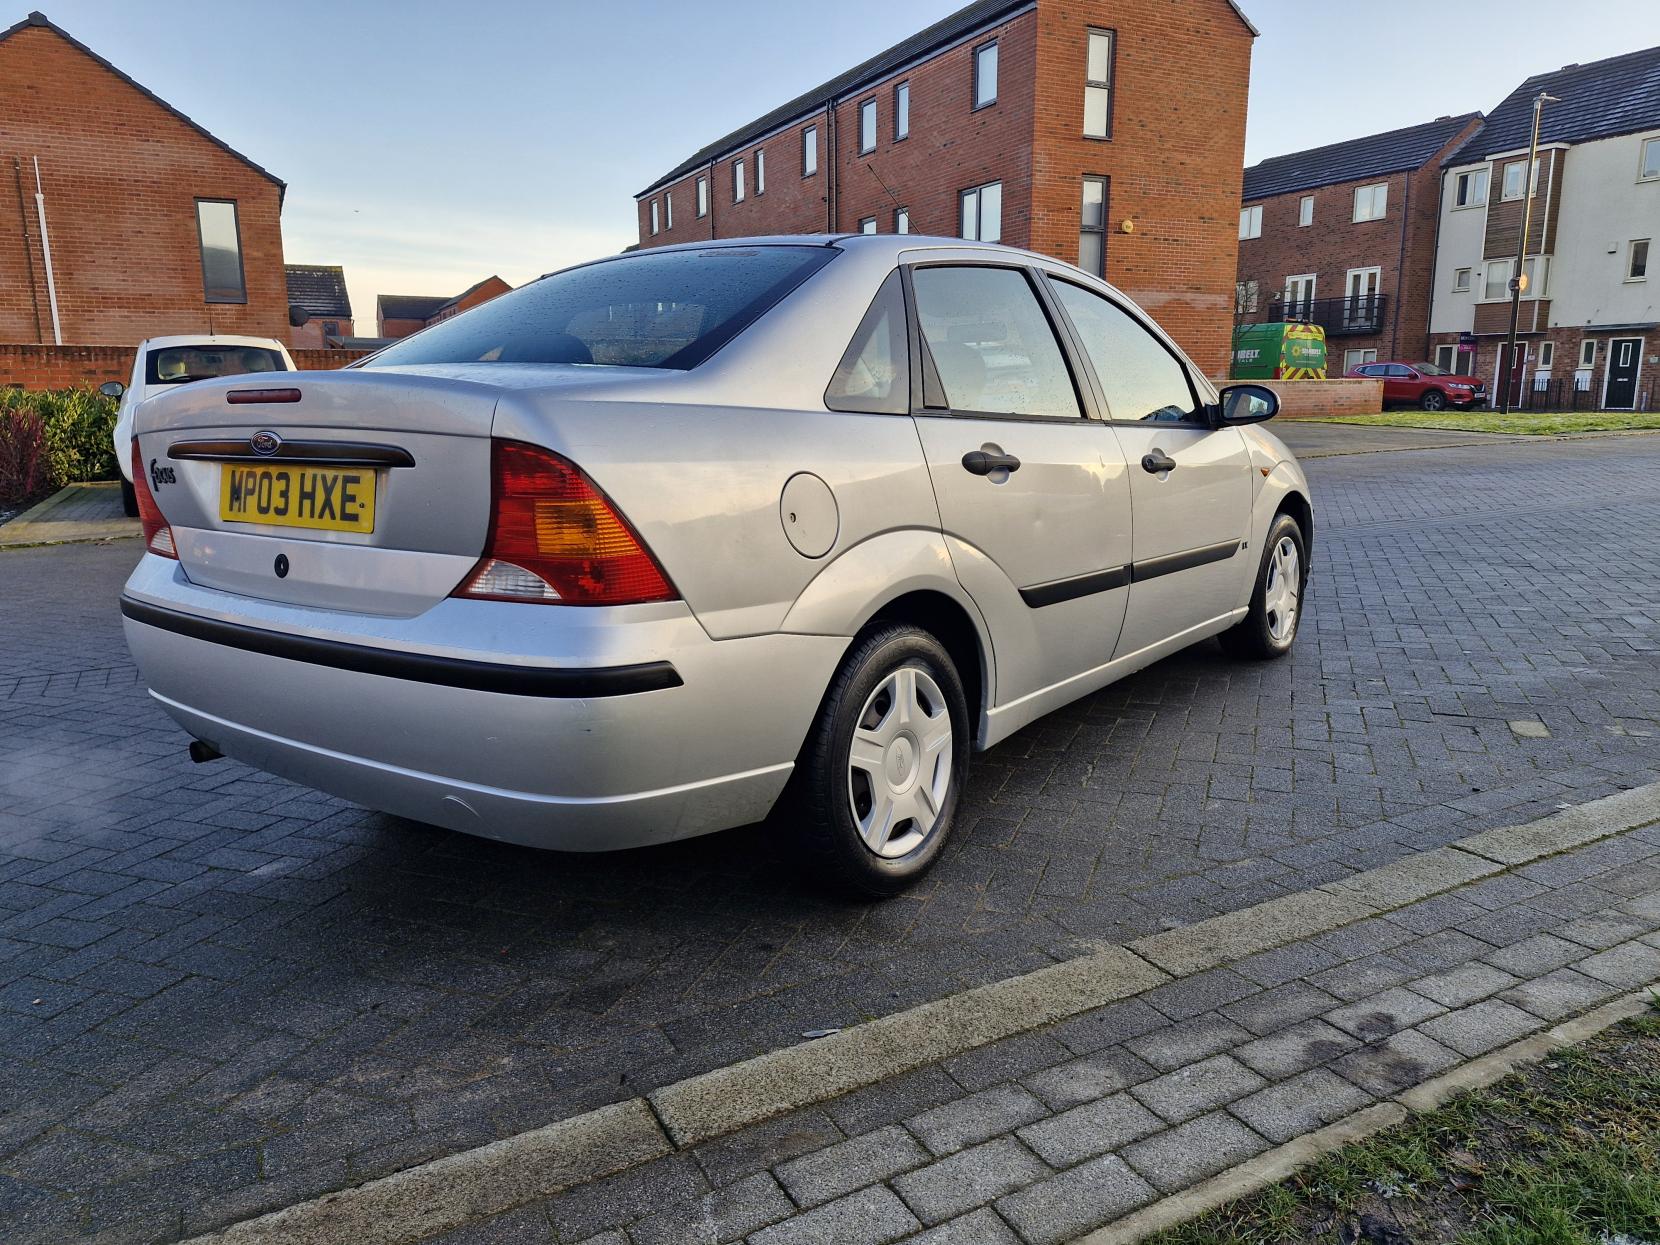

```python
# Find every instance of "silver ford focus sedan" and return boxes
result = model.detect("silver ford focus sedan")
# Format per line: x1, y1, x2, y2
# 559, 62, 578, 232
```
121, 236, 1311, 895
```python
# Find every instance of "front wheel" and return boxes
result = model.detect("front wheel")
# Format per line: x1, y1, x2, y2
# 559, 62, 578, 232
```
1420, 389, 1447, 411
794, 625, 969, 898
1219, 514, 1306, 660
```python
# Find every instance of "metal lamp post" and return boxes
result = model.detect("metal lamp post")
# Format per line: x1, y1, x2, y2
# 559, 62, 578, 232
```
1498, 91, 1559, 415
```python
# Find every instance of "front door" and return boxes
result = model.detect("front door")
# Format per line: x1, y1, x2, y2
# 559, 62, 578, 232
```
1043, 275, 1254, 660
1345, 267, 1381, 331
1606, 338, 1642, 410
907, 262, 1133, 711
1498, 343, 1527, 406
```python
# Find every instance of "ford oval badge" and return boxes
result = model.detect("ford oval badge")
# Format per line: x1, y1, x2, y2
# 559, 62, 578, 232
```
251, 430, 282, 456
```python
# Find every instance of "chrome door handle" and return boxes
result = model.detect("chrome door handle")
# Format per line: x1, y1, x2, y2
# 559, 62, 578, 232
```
1141, 450, 1177, 474
962, 449, 1022, 476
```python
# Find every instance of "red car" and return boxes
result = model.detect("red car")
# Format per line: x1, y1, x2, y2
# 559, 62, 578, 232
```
1345, 361, 1487, 411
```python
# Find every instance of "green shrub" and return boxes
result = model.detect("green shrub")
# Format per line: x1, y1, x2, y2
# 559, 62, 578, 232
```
0, 387, 119, 506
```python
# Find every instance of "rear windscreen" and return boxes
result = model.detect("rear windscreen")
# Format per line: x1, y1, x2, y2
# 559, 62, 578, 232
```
146, 346, 287, 385
366, 246, 836, 371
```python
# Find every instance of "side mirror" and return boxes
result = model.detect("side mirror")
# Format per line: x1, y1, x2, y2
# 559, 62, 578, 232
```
1218, 383, 1278, 425
99, 380, 125, 399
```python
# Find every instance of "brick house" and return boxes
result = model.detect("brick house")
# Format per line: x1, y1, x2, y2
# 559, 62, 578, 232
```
285, 264, 353, 347
375, 276, 511, 340
632, 0, 1257, 376
0, 10, 288, 345
1234, 113, 1482, 376
1429, 47, 1660, 411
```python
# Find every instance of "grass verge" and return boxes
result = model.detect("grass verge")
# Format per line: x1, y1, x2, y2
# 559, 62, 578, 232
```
1147, 1011, 1660, 1245
1310, 410, 1660, 436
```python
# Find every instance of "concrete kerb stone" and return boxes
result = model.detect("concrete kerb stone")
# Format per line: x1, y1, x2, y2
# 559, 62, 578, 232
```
1456, 784, 1660, 866
1077, 986, 1658, 1245
180, 1099, 669, 1245
178, 782, 1660, 1245
650, 947, 1170, 1146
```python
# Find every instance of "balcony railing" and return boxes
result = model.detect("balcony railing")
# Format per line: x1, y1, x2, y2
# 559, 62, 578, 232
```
1238, 294, 1389, 338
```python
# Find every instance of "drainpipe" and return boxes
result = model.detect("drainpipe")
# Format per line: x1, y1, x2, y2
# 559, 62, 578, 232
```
12, 158, 43, 343
32, 157, 62, 345
826, 103, 837, 232
1392, 172, 1410, 359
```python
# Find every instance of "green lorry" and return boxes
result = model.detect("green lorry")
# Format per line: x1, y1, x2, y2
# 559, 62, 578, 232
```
1231, 322, 1328, 380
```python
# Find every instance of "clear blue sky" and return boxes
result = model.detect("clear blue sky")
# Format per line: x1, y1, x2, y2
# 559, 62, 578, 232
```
24, 0, 1660, 326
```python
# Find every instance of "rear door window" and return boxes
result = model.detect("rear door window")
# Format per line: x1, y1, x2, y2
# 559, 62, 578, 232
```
910, 266, 1080, 418
368, 246, 835, 371
146, 345, 287, 385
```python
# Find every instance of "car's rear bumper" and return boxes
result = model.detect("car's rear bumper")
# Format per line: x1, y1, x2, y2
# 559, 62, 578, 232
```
120, 557, 847, 851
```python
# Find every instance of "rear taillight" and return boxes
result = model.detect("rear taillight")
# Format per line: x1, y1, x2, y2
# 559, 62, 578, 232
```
130, 442, 177, 559
454, 440, 676, 606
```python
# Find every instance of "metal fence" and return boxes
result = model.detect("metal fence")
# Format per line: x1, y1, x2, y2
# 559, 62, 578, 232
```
1509, 373, 1655, 412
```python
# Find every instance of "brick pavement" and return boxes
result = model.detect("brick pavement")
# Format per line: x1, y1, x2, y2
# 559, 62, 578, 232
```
2, 434, 1660, 1241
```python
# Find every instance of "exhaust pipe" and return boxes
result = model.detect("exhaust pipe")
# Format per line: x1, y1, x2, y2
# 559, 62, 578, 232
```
188, 740, 223, 764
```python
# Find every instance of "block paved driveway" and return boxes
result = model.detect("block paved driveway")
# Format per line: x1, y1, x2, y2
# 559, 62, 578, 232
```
3, 433, 1660, 1242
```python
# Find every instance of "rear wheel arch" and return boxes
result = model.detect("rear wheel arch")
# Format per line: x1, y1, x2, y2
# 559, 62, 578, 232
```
864, 590, 988, 742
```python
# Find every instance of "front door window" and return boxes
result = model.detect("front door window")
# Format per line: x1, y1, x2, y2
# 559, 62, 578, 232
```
1344, 268, 1381, 331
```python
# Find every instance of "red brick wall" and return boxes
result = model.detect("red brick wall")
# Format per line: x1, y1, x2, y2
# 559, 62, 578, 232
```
1237, 119, 1482, 367
1032, 0, 1252, 378
0, 343, 369, 390
1256, 378, 1382, 419
0, 23, 288, 345
289, 318, 354, 349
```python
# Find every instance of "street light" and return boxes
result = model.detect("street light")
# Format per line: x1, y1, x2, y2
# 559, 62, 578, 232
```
1498, 91, 1559, 415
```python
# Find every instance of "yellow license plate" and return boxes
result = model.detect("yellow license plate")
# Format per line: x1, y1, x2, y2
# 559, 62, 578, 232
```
219, 464, 377, 533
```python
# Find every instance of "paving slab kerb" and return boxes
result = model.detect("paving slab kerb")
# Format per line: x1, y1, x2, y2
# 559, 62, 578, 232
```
178, 785, 1660, 1245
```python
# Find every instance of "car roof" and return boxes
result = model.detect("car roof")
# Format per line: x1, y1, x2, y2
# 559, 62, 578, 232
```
138, 334, 291, 351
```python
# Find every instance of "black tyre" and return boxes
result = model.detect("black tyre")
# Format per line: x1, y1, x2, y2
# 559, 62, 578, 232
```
1420, 389, 1447, 411
794, 624, 970, 898
1219, 513, 1306, 660
120, 477, 139, 518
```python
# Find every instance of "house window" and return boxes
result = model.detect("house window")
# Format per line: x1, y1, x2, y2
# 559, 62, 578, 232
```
859, 216, 878, 234
1628, 239, 1650, 281
859, 99, 877, 154
960, 180, 1002, 242
1453, 168, 1489, 208
1453, 267, 1472, 292
1345, 348, 1378, 371
1235, 279, 1259, 314
649, 200, 660, 236
1238, 204, 1262, 239
321, 321, 339, 337
755, 150, 765, 195
974, 41, 998, 108
1299, 195, 1313, 227
803, 126, 818, 177
895, 207, 910, 234
734, 159, 746, 203
1525, 255, 1549, 297
665, 192, 673, 228
1501, 158, 1539, 200
195, 199, 246, 304
1434, 344, 1458, 372
1484, 258, 1512, 300
1078, 176, 1107, 277
1352, 182, 1388, 222
1083, 29, 1114, 138
696, 176, 709, 217
1537, 341, 1554, 369
895, 82, 910, 140
1643, 137, 1660, 181
1579, 339, 1596, 369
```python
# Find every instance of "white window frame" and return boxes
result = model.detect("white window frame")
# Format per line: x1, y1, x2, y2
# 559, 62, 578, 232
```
1579, 339, 1596, 369
960, 180, 1002, 242
1344, 348, 1378, 372
1627, 238, 1650, 282
1537, 340, 1554, 369
755, 149, 765, 195
803, 126, 819, 177
1352, 182, 1388, 222
1238, 204, 1262, 240
649, 199, 659, 236
733, 159, 746, 203
895, 207, 910, 234
1501, 157, 1540, 201
1639, 136, 1660, 182
1434, 344, 1459, 372
1483, 257, 1512, 301
859, 216, 877, 235
1083, 28, 1113, 139
1235, 279, 1259, 314
894, 82, 910, 141
1298, 195, 1313, 227
859, 99, 877, 155
664, 191, 672, 229
1284, 273, 1316, 313
1452, 266, 1472, 292
696, 176, 709, 218
1453, 167, 1489, 209
974, 41, 998, 109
